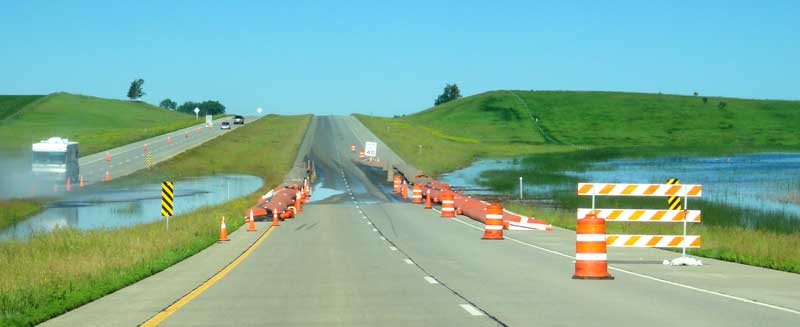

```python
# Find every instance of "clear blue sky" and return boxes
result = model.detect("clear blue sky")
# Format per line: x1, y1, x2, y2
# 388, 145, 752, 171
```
1, 1, 797, 115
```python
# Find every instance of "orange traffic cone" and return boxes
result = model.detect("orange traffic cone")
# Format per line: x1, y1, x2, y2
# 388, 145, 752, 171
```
295, 191, 303, 212
219, 216, 230, 241
79, 176, 85, 188
104, 170, 110, 182
66, 178, 71, 192
143, 143, 148, 152
105, 152, 111, 162
271, 210, 280, 226
424, 189, 432, 209
167, 135, 172, 145
401, 181, 408, 200
247, 210, 257, 232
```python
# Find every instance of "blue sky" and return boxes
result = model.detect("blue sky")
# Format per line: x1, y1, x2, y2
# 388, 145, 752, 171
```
1, 1, 797, 115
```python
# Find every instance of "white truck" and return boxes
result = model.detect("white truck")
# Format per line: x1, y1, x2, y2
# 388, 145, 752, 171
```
32, 137, 79, 182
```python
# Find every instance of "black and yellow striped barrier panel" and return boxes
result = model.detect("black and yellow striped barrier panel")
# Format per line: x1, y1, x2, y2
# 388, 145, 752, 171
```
666, 178, 684, 210
161, 180, 174, 217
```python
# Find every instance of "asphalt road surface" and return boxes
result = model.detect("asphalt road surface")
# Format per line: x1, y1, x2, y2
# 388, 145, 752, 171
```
43, 115, 800, 326
78, 116, 258, 186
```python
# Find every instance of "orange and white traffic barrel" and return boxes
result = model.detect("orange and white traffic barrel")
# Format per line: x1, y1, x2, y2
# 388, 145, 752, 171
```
482, 203, 504, 240
359, 150, 365, 160
411, 184, 423, 203
393, 175, 402, 194
441, 190, 455, 218
573, 213, 613, 279
351, 144, 356, 152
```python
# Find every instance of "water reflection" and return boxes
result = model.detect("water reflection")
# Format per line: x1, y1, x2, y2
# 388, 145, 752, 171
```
0, 174, 263, 240
440, 153, 800, 218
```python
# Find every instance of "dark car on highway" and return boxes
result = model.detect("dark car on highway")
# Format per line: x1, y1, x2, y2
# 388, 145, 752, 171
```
233, 115, 245, 125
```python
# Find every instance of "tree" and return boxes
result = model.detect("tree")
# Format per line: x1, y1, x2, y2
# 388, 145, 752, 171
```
718, 101, 727, 110
434, 83, 462, 106
127, 78, 145, 100
159, 98, 177, 110
693, 92, 698, 96
702, 97, 708, 104
177, 100, 226, 116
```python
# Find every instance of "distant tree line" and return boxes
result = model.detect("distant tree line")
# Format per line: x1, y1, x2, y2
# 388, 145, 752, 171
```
434, 83, 462, 106
176, 100, 226, 115
159, 98, 177, 110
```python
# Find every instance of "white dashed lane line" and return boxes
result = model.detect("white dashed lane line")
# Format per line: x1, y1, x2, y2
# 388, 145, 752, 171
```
459, 304, 484, 316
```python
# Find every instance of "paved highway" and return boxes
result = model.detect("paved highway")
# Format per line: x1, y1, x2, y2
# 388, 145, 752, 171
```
43, 115, 800, 326
77, 116, 258, 186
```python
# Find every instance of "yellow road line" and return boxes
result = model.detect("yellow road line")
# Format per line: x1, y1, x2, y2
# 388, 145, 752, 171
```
140, 226, 277, 326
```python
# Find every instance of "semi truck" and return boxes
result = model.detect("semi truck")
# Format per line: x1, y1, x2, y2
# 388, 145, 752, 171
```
32, 137, 79, 182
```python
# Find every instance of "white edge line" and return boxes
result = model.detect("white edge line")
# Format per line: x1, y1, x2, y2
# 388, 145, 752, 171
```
459, 304, 484, 316
424, 276, 439, 284
389, 246, 397, 251
447, 217, 800, 315
404, 258, 414, 264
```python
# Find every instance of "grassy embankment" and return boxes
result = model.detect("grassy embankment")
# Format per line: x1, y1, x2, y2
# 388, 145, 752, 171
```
354, 91, 571, 175
357, 90, 800, 273
0, 114, 311, 326
0, 93, 205, 229
0, 92, 201, 155
0, 199, 44, 230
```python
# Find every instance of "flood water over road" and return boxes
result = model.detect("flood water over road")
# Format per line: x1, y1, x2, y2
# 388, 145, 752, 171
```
0, 174, 263, 240
441, 152, 800, 219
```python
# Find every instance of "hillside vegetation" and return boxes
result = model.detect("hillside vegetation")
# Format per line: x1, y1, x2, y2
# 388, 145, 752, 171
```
0, 96, 44, 121
358, 90, 800, 175
0, 93, 197, 155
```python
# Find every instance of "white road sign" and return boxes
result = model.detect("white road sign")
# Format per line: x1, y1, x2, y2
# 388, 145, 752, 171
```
365, 141, 377, 157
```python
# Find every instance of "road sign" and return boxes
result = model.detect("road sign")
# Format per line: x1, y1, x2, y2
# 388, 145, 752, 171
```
666, 178, 684, 210
365, 141, 377, 157
205, 115, 212, 127
161, 181, 174, 217
146, 152, 152, 169
194, 107, 199, 120
162, 180, 174, 230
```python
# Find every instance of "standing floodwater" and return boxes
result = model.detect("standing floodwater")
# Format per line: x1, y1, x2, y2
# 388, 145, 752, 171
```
441, 152, 800, 220
0, 174, 263, 240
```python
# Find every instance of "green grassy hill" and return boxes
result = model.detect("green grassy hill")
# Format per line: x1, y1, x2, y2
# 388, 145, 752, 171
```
404, 90, 800, 147
357, 90, 800, 175
0, 93, 197, 155
0, 95, 44, 120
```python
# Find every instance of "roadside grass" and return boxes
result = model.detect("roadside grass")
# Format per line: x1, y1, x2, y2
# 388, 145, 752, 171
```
0, 199, 44, 230
358, 89, 800, 274
0, 92, 199, 155
0, 95, 44, 120
0, 114, 311, 326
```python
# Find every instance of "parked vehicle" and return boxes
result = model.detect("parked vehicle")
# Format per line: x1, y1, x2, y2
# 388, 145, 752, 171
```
233, 115, 245, 124
221, 121, 231, 130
